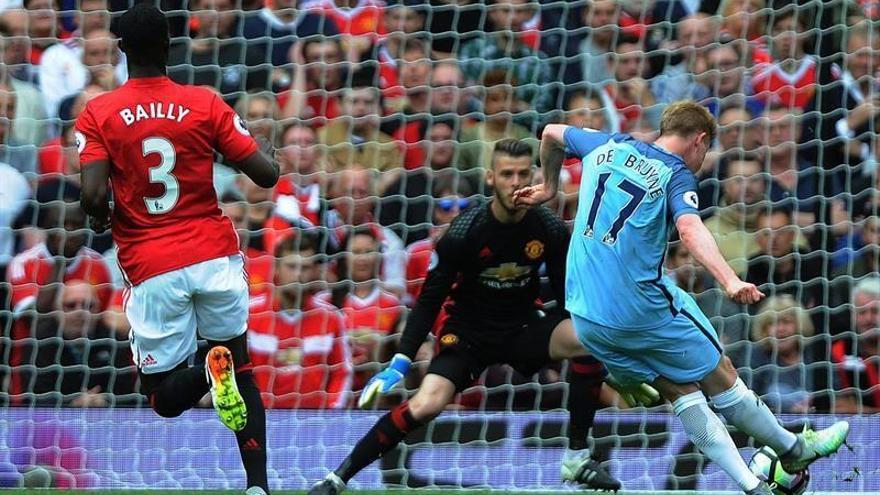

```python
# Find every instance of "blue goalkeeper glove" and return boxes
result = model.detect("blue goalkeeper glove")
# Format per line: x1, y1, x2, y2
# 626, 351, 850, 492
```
358, 353, 411, 409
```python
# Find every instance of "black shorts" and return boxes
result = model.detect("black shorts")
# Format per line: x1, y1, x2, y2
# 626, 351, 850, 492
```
426, 312, 564, 392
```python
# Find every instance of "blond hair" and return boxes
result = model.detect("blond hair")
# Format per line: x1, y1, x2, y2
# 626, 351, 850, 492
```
659, 101, 717, 143
751, 294, 814, 343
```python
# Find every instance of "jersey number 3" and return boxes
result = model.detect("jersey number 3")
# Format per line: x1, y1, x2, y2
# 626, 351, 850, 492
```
143, 137, 178, 215
584, 172, 646, 245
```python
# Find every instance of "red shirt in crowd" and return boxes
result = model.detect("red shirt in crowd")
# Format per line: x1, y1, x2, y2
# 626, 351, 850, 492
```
6, 243, 113, 400
751, 56, 818, 110
75, 76, 257, 285
301, 0, 385, 38
248, 293, 352, 409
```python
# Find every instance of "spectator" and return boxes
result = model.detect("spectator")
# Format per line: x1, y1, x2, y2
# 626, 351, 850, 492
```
717, 0, 766, 42
39, 0, 125, 119
739, 295, 820, 414
23, 0, 60, 66
274, 122, 330, 230
759, 103, 823, 227
302, 0, 385, 62
1, 9, 34, 84
278, 37, 346, 122
0, 22, 46, 147
751, 4, 818, 111
459, 0, 554, 120
234, 92, 278, 143
327, 166, 407, 297
577, 0, 618, 88
317, 78, 403, 173
801, 21, 880, 180
248, 232, 352, 409
423, 0, 483, 56
703, 156, 769, 276
830, 213, 880, 308
830, 277, 880, 414
429, 60, 467, 118
30, 280, 137, 406
604, 36, 663, 132
697, 40, 765, 117
650, 13, 719, 104
37, 84, 105, 178
167, 0, 270, 98
746, 207, 823, 309
220, 193, 274, 309
381, 118, 465, 243
666, 241, 748, 345
240, 0, 339, 67
0, 162, 29, 271
5, 179, 113, 405
237, 171, 276, 254
716, 104, 761, 153
0, 83, 37, 177
372, 2, 426, 111
321, 228, 405, 392
458, 70, 536, 174
562, 88, 618, 133
404, 174, 475, 306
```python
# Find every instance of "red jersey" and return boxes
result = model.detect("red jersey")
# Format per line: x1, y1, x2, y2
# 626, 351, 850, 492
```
75, 76, 258, 285
244, 246, 274, 309
302, 0, 385, 37
6, 243, 114, 400
405, 237, 434, 306
248, 294, 352, 409
751, 56, 817, 110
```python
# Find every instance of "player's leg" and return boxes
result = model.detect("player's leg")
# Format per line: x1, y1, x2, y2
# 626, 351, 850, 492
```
194, 255, 268, 494
702, 354, 850, 473
312, 342, 479, 494
126, 269, 206, 417
652, 377, 766, 493
518, 316, 618, 490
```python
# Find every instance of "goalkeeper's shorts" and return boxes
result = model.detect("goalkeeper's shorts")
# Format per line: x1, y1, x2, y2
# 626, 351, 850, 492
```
571, 297, 723, 387
426, 312, 564, 392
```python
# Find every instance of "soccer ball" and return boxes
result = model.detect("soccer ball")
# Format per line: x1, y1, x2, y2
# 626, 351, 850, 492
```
748, 446, 810, 495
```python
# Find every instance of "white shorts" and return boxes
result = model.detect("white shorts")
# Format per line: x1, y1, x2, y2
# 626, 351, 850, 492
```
126, 254, 249, 374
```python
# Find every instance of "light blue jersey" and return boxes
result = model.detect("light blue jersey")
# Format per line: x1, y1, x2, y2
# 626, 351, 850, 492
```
564, 127, 700, 329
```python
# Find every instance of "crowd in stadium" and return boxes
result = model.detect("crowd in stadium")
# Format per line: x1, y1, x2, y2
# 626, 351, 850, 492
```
0, 0, 878, 416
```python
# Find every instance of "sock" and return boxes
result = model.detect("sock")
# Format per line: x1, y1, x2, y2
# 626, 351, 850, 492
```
335, 402, 424, 482
711, 378, 798, 455
674, 391, 761, 492
142, 365, 210, 418
566, 356, 605, 452
233, 370, 269, 493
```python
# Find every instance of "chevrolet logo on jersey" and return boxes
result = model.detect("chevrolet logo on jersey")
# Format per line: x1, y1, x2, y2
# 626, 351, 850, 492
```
479, 262, 532, 289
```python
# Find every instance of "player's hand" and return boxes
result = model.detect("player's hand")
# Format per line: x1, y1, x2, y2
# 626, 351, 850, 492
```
88, 213, 111, 234
605, 376, 661, 408
513, 184, 556, 207
724, 280, 765, 305
358, 353, 411, 409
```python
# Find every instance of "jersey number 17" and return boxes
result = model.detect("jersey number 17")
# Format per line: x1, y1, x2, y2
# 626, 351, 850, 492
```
584, 172, 647, 245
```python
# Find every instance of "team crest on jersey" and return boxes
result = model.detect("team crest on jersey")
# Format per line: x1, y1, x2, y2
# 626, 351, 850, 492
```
74, 131, 86, 153
524, 240, 544, 260
233, 115, 251, 136
428, 250, 439, 271
440, 333, 458, 346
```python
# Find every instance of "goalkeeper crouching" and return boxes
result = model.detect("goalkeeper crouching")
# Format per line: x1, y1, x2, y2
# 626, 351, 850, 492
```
309, 139, 658, 494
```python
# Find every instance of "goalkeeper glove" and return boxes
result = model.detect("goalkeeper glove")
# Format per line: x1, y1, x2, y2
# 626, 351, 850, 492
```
605, 375, 661, 408
358, 353, 411, 409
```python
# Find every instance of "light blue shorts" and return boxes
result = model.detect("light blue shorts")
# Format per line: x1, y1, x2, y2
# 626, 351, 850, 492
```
572, 299, 723, 386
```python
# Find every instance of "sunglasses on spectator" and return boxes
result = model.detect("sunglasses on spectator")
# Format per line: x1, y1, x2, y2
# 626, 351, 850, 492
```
437, 198, 470, 212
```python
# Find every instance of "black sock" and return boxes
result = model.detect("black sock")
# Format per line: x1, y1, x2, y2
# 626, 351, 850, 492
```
233, 370, 269, 493
567, 356, 605, 452
335, 402, 423, 483
142, 365, 210, 418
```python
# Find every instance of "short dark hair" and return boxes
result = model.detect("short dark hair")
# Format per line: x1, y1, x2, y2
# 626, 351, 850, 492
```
756, 204, 794, 223
118, 2, 169, 69
274, 229, 326, 259
493, 139, 532, 161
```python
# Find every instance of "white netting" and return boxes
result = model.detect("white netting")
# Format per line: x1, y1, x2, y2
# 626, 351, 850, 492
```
0, 0, 878, 491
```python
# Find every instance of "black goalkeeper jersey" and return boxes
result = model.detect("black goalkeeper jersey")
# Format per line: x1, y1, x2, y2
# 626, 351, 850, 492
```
398, 202, 571, 359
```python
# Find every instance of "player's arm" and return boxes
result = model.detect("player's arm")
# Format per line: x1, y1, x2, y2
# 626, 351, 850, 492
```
76, 108, 113, 233
357, 226, 462, 408
211, 93, 279, 188
544, 212, 571, 317
229, 140, 279, 189
669, 167, 764, 306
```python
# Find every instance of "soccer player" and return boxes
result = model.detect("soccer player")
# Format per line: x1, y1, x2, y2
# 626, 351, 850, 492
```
515, 101, 850, 495
309, 139, 658, 494
76, 5, 278, 495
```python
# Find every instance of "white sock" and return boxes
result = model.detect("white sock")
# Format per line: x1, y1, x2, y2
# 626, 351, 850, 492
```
711, 378, 798, 455
564, 447, 590, 461
674, 391, 761, 491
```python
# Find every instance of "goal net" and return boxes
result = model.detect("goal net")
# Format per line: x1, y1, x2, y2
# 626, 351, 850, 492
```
1, 0, 878, 491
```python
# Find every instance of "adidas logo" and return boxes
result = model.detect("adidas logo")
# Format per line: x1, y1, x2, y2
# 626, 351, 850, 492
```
242, 438, 261, 451
140, 354, 157, 368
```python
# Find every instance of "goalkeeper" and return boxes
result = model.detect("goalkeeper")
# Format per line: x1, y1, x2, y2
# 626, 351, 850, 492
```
310, 140, 657, 494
